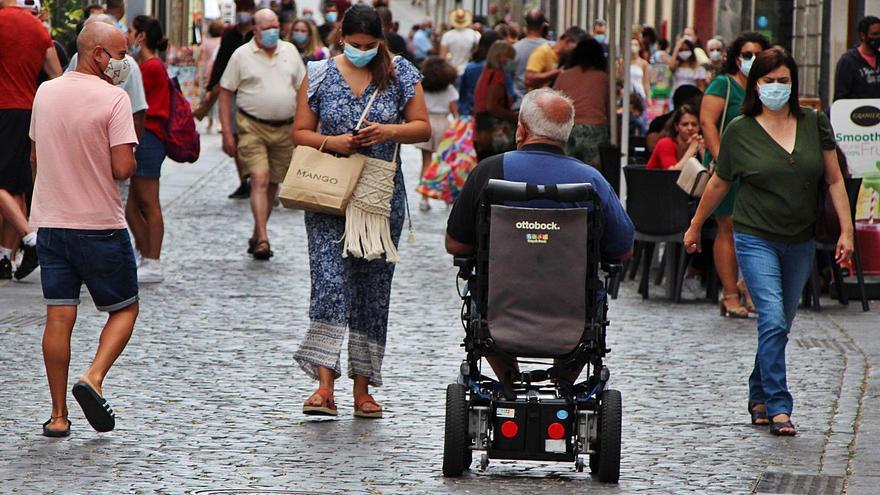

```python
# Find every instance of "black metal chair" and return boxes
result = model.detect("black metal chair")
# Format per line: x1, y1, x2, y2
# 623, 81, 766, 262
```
629, 136, 648, 165
598, 143, 621, 196
623, 167, 692, 302
805, 177, 870, 312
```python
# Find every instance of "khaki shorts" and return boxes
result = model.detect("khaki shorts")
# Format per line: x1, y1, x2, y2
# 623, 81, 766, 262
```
236, 113, 294, 184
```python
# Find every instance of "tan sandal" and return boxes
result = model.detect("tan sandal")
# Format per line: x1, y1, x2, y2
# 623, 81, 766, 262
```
354, 393, 383, 419
737, 279, 757, 313
720, 294, 749, 318
303, 388, 337, 417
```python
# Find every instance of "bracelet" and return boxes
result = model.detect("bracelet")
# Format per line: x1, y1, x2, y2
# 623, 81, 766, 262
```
319, 136, 330, 152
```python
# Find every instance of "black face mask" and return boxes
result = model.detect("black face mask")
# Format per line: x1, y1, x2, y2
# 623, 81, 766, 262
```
868, 37, 880, 53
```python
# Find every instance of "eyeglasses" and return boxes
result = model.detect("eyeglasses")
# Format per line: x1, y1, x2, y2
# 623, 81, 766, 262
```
740, 51, 759, 60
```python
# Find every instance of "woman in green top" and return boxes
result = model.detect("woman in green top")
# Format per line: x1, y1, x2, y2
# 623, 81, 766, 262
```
684, 47, 854, 437
700, 32, 770, 318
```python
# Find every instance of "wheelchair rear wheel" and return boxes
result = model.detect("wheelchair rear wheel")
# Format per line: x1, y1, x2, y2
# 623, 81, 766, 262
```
592, 389, 622, 483
443, 383, 471, 477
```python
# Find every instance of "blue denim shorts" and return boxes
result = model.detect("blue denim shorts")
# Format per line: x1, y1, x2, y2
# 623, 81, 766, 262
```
134, 130, 166, 178
37, 228, 138, 312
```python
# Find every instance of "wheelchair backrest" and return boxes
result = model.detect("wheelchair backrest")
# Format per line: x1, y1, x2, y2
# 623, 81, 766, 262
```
487, 205, 590, 356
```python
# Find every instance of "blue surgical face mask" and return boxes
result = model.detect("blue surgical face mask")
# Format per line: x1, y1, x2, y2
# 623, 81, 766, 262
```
292, 32, 308, 45
594, 34, 606, 44
758, 82, 792, 111
344, 43, 378, 68
325, 12, 337, 23
236, 12, 253, 25
303, 13, 313, 21
739, 56, 753, 76
260, 28, 280, 48
129, 42, 141, 58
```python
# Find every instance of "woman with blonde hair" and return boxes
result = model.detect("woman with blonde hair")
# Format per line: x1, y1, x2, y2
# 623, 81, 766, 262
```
473, 40, 517, 160
291, 18, 330, 62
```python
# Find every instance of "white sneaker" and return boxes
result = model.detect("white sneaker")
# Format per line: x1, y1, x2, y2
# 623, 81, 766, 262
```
138, 258, 164, 284
681, 276, 703, 300
135, 250, 144, 267
419, 198, 431, 212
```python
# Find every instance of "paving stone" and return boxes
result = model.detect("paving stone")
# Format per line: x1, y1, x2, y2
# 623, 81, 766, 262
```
0, 134, 860, 494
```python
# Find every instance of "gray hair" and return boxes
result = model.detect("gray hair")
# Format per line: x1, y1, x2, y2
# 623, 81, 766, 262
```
519, 88, 575, 143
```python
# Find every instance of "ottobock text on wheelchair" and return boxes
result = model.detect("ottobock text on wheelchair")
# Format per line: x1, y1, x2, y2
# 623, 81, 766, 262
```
443, 180, 624, 483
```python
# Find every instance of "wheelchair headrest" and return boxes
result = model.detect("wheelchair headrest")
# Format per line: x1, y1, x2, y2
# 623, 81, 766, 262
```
484, 179, 596, 204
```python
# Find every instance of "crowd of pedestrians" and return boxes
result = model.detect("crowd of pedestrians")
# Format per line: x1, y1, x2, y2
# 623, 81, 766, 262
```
0, 0, 876, 442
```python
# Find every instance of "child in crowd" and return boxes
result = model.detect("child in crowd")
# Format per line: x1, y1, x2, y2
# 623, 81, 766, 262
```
629, 93, 649, 136
415, 56, 458, 211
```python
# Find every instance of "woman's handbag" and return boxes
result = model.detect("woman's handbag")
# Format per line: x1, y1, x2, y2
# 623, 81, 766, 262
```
676, 75, 732, 197
342, 90, 402, 263
676, 157, 711, 197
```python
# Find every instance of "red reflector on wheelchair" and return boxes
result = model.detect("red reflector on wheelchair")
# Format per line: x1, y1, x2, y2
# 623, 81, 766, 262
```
547, 422, 565, 439
501, 420, 519, 438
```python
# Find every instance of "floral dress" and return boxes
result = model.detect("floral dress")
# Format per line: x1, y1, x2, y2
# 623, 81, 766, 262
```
293, 56, 422, 387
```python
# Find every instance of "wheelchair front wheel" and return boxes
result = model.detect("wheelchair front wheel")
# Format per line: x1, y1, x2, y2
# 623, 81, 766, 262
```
595, 389, 622, 483
442, 383, 471, 477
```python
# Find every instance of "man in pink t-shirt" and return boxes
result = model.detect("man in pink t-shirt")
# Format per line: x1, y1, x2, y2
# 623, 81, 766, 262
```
30, 22, 139, 438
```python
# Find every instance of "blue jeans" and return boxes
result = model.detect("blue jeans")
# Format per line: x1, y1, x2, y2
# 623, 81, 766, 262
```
37, 228, 138, 312
134, 130, 166, 178
734, 232, 814, 418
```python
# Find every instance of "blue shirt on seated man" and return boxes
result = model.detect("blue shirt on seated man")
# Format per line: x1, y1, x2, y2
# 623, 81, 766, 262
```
446, 87, 634, 260
445, 87, 634, 383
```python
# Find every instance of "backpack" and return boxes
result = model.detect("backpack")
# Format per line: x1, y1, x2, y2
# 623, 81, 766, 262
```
164, 76, 200, 163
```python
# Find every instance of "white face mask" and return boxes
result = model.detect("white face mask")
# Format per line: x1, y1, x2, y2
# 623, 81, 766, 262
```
678, 50, 692, 61
102, 48, 131, 86
709, 49, 722, 62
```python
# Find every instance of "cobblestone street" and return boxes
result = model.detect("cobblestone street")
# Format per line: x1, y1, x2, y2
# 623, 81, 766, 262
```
0, 135, 874, 494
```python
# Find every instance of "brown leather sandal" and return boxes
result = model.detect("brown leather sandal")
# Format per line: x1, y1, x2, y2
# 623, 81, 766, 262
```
354, 394, 383, 419
303, 388, 337, 417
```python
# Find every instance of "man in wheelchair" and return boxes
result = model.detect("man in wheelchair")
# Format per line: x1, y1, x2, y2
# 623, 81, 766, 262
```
446, 88, 634, 383
441, 88, 634, 480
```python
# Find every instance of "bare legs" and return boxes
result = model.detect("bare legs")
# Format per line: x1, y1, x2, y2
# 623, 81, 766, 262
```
0, 190, 29, 252
420, 150, 431, 201
715, 215, 748, 313
126, 177, 164, 259
248, 171, 276, 243
42, 303, 139, 432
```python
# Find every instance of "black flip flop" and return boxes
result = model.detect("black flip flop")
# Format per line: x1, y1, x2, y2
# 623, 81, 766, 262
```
252, 240, 273, 260
72, 381, 115, 432
42, 417, 71, 438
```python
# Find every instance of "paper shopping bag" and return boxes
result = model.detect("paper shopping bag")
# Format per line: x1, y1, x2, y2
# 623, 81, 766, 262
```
279, 145, 366, 216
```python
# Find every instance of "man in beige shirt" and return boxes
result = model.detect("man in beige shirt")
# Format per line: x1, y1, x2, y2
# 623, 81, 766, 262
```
219, 8, 306, 260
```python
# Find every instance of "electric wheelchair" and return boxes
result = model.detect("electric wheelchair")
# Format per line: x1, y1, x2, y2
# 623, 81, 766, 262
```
443, 179, 623, 483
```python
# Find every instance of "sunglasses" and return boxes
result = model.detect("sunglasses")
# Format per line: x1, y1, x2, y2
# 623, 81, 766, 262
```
740, 51, 759, 60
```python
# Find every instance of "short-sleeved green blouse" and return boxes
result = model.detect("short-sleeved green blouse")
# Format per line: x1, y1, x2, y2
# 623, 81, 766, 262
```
714, 108, 836, 243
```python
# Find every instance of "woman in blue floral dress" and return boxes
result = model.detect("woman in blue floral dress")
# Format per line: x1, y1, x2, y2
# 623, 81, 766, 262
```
291, 5, 430, 419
